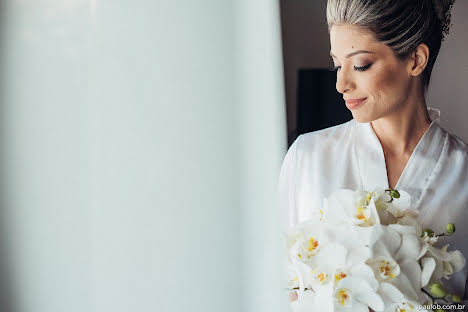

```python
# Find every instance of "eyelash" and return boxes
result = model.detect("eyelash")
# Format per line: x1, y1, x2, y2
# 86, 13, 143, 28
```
354, 64, 372, 71
329, 64, 372, 72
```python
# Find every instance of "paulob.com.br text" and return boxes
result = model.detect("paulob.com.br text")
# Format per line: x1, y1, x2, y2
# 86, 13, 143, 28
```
419, 303, 466, 310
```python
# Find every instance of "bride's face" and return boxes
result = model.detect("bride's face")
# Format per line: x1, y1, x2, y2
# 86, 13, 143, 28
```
329, 24, 413, 123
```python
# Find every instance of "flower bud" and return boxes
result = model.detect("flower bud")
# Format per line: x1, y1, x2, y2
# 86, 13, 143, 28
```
390, 189, 400, 199
422, 228, 434, 237
451, 294, 462, 303
446, 223, 455, 235
429, 283, 447, 298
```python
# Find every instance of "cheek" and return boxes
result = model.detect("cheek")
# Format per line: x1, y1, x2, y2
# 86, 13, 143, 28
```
364, 64, 408, 100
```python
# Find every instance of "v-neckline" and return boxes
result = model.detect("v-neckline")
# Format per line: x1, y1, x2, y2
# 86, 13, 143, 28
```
367, 120, 434, 190
353, 108, 446, 207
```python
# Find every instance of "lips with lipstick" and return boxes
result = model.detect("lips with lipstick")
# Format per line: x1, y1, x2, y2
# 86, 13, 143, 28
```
345, 98, 367, 109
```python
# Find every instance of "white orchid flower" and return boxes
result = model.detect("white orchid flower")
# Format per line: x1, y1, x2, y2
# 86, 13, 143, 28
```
378, 282, 430, 312
365, 188, 413, 226
388, 213, 465, 288
291, 275, 384, 312
287, 220, 330, 264
310, 242, 383, 311
289, 234, 383, 311
399, 216, 466, 282
292, 241, 369, 288
291, 286, 334, 312
352, 190, 380, 227
287, 263, 303, 290
368, 225, 424, 301
420, 257, 436, 287
424, 244, 465, 281
333, 276, 384, 312
421, 231, 438, 245
323, 189, 384, 247
324, 189, 380, 227
383, 190, 411, 217
288, 259, 329, 293
286, 188, 466, 312
309, 242, 373, 284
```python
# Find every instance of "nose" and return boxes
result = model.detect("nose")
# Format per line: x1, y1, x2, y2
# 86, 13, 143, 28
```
335, 67, 354, 94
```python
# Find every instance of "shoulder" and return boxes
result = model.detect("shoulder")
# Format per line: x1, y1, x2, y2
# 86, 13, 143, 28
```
448, 134, 468, 155
439, 126, 468, 159
294, 119, 356, 155
432, 126, 468, 185
281, 120, 356, 175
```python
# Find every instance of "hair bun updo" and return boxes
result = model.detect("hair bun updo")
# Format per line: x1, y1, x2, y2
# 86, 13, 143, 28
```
432, 0, 456, 39
326, 0, 457, 89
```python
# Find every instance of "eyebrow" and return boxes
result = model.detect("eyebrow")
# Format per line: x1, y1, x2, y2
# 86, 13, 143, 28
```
330, 50, 375, 58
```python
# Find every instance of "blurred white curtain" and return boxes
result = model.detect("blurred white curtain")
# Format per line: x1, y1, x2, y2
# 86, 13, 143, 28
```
0, 0, 287, 312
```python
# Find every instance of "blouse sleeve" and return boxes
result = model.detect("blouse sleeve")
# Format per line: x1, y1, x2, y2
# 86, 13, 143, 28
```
278, 136, 300, 230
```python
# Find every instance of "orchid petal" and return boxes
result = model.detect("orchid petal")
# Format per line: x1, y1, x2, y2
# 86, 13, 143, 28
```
314, 285, 334, 312
378, 282, 405, 303
314, 243, 347, 274
354, 224, 383, 246
390, 190, 411, 211
388, 224, 418, 236
347, 247, 372, 266
338, 277, 384, 311
373, 227, 401, 257
417, 243, 429, 260
350, 264, 379, 291
291, 290, 316, 312
389, 271, 419, 301
338, 301, 369, 312
393, 233, 421, 261
399, 259, 422, 292
420, 257, 436, 287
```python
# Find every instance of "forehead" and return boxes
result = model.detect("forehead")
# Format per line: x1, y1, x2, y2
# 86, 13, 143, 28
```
330, 24, 385, 58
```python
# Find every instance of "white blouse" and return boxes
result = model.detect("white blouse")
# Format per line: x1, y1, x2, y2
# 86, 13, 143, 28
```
279, 108, 468, 297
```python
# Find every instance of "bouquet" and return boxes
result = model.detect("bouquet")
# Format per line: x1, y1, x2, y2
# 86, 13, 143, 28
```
286, 188, 466, 312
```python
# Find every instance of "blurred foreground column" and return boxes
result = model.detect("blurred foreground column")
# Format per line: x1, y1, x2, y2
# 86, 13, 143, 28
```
0, 0, 287, 311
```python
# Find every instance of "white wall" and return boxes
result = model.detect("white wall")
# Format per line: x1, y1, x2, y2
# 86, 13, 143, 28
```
426, 0, 468, 143
281, 0, 468, 143
0, 1, 287, 312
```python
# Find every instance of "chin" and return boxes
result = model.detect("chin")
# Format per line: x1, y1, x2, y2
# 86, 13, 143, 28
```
350, 110, 376, 123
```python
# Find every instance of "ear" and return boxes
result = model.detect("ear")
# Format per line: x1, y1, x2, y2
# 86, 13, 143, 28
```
407, 43, 430, 77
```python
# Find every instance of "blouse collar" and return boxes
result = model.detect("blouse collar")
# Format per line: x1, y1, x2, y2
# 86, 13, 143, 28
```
428, 107, 441, 123
353, 107, 446, 208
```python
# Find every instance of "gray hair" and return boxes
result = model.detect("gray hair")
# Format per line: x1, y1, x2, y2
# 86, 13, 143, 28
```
326, 0, 455, 89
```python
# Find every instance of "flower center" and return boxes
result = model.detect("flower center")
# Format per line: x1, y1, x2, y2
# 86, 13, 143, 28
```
379, 259, 398, 279
335, 288, 352, 307
334, 271, 347, 282
317, 272, 327, 283
307, 237, 319, 252
368, 256, 401, 281
396, 302, 415, 312
355, 206, 370, 222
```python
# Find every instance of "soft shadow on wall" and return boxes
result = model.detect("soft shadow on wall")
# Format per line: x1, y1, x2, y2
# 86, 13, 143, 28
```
0, 0, 18, 310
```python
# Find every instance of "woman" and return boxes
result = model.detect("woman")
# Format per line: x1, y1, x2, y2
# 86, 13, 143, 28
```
280, 0, 468, 300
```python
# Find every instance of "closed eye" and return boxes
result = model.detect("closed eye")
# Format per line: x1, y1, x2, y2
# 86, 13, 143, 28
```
354, 64, 372, 71
329, 64, 372, 72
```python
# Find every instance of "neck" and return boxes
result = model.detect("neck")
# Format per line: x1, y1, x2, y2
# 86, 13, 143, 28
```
370, 97, 431, 157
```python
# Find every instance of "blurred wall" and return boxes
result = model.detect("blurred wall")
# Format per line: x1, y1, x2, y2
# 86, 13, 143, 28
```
281, 0, 468, 144
0, 1, 287, 312
0, 1, 92, 311
426, 0, 468, 142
